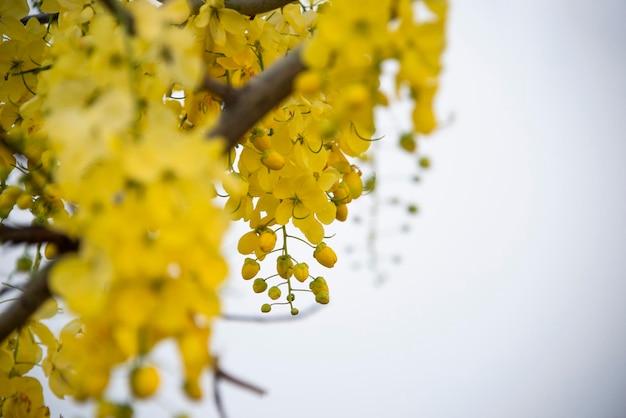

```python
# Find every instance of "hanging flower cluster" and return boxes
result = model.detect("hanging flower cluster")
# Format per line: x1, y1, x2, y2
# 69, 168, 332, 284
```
0, 0, 447, 414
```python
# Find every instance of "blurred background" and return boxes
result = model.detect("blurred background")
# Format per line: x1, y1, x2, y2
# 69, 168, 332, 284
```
47, 0, 626, 417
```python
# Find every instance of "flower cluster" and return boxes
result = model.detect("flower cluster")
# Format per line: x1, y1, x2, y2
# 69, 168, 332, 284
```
0, 0, 447, 414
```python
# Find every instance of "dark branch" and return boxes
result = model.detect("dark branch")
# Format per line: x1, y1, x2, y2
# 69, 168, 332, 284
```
0, 225, 78, 252
208, 48, 306, 149
20, 13, 59, 25
0, 226, 77, 342
199, 76, 238, 104
0, 262, 54, 343
224, 0, 298, 16
188, 0, 298, 15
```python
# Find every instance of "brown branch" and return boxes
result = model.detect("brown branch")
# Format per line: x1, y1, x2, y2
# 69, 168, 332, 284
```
188, 0, 298, 15
0, 262, 54, 343
208, 48, 307, 149
0, 225, 78, 252
199, 76, 238, 104
224, 0, 298, 16
0, 226, 77, 342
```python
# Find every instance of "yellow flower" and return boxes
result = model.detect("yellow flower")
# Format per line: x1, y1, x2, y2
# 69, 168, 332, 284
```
1, 376, 50, 418
0, 0, 29, 40
273, 175, 336, 244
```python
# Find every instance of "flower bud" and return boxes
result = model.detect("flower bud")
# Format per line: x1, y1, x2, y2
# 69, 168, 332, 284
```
399, 133, 417, 152
261, 149, 285, 170
276, 255, 294, 279
309, 276, 328, 295
131, 366, 160, 399
253, 278, 268, 293
44, 243, 58, 259
241, 258, 260, 280
16, 193, 33, 210
315, 291, 330, 305
313, 243, 337, 268
16, 256, 32, 272
335, 204, 348, 222
268, 286, 281, 300
257, 229, 277, 253
332, 182, 350, 203
293, 263, 309, 283
251, 135, 272, 152
261, 303, 272, 313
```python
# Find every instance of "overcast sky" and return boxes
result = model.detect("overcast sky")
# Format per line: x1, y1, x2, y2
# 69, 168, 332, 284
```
46, 1, 626, 417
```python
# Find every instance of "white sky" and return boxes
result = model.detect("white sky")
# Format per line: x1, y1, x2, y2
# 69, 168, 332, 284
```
41, 0, 626, 417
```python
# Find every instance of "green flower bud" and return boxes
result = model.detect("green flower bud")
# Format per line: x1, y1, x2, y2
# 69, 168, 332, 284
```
315, 291, 330, 305
309, 277, 328, 295
252, 278, 268, 293
276, 254, 294, 278
268, 286, 281, 300
16, 256, 33, 272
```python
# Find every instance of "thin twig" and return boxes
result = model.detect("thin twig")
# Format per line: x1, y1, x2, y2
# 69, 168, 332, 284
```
215, 361, 266, 396
212, 359, 267, 418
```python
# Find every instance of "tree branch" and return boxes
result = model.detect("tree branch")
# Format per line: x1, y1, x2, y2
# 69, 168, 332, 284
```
199, 76, 238, 104
224, 0, 298, 16
0, 226, 77, 343
20, 13, 59, 25
0, 225, 78, 252
208, 48, 306, 149
0, 262, 54, 343
188, 0, 298, 16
